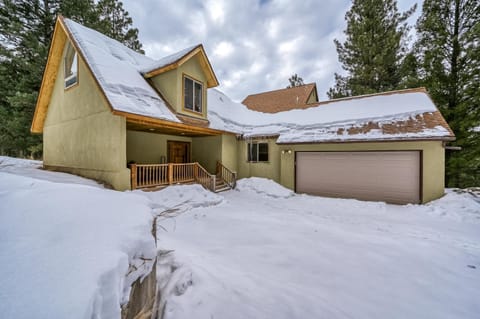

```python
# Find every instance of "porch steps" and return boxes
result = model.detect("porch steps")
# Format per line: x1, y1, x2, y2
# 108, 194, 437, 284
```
214, 176, 232, 193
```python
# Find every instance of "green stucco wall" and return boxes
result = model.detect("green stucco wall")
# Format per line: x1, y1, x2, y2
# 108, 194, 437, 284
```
221, 134, 238, 171
127, 130, 192, 164
150, 54, 208, 120
278, 141, 445, 203
190, 134, 238, 174
150, 69, 177, 110
43, 41, 130, 190
237, 138, 281, 183
191, 135, 222, 173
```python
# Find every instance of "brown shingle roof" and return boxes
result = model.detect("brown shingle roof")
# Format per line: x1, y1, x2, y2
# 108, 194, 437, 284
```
242, 83, 318, 113
334, 111, 455, 141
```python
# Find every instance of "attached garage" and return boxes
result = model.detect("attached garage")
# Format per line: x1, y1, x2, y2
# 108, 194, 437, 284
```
295, 151, 421, 204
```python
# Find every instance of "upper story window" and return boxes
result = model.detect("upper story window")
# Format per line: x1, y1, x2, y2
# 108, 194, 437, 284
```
248, 142, 269, 162
184, 75, 203, 113
64, 43, 78, 89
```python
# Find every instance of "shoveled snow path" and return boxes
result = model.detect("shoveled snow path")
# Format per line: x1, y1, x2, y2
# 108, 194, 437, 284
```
152, 179, 480, 319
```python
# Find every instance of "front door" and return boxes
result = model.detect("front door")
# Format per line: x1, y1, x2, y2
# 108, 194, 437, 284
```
167, 141, 191, 163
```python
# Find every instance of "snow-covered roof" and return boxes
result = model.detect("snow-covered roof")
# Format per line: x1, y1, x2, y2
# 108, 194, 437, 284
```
60, 18, 454, 143
140, 45, 200, 75
207, 88, 455, 143
64, 18, 180, 122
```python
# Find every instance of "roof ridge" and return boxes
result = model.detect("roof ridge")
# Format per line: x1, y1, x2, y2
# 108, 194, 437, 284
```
140, 44, 202, 74
313, 87, 428, 106
242, 83, 316, 100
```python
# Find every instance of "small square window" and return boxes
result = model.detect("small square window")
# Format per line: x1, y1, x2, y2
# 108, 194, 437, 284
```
184, 76, 203, 113
248, 142, 268, 162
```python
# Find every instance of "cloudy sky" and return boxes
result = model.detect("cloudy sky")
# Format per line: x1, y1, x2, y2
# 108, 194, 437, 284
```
123, 0, 419, 102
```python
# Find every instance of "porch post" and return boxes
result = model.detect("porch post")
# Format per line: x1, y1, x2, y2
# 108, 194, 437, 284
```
193, 162, 198, 181
168, 163, 173, 184
130, 164, 137, 190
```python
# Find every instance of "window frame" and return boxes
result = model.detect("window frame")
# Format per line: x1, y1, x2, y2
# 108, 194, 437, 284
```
183, 74, 204, 114
247, 142, 269, 163
64, 43, 79, 90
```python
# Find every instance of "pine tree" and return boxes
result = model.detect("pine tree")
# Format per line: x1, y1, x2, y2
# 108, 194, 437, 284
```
415, 0, 480, 187
96, 0, 143, 53
328, 0, 416, 98
286, 74, 304, 88
0, 0, 144, 158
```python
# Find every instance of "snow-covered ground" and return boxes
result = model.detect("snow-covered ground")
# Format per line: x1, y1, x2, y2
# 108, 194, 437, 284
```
1, 157, 479, 318
151, 179, 480, 319
0, 157, 156, 318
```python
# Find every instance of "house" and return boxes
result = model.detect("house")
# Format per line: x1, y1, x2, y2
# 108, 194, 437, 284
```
31, 17, 455, 204
242, 83, 319, 113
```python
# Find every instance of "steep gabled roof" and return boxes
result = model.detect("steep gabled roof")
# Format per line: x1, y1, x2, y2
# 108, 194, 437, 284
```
31, 17, 222, 135
242, 83, 318, 113
141, 44, 219, 88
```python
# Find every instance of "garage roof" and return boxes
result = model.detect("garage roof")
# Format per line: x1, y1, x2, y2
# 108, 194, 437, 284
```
207, 88, 455, 143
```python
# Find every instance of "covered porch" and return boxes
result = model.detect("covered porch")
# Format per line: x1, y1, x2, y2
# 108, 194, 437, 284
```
126, 117, 238, 192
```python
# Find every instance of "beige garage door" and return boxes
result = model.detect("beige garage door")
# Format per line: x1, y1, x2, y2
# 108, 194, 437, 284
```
296, 151, 421, 204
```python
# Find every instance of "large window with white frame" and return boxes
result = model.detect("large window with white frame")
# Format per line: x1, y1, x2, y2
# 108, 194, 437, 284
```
184, 75, 203, 113
248, 142, 269, 162
64, 43, 78, 89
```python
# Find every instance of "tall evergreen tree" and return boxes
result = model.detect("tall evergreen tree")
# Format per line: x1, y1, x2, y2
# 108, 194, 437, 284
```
415, 0, 480, 187
286, 73, 304, 88
328, 0, 416, 98
0, 0, 144, 158
96, 0, 143, 53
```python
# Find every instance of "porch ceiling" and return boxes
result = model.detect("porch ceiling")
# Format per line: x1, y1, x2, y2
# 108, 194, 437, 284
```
126, 120, 221, 137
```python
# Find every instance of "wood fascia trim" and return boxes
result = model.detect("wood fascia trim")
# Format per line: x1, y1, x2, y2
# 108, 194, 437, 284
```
143, 45, 219, 88
31, 17, 66, 133
276, 137, 456, 145
116, 110, 234, 135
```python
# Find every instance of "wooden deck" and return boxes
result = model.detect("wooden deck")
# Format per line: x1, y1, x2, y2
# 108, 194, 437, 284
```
130, 161, 236, 193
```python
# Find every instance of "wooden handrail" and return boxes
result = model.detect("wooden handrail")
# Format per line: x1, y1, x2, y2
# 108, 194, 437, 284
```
194, 162, 216, 192
216, 161, 237, 189
130, 162, 217, 192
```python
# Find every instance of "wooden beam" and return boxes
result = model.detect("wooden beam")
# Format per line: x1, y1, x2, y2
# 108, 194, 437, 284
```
31, 19, 67, 133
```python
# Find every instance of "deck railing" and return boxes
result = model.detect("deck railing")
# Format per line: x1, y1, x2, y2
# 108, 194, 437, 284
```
216, 161, 237, 189
130, 162, 216, 191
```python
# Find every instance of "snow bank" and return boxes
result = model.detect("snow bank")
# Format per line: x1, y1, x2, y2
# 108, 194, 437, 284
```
235, 177, 294, 198
0, 156, 41, 168
0, 172, 156, 318
0, 156, 102, 187
426, 190, 480, 222
135, 184, 224, 213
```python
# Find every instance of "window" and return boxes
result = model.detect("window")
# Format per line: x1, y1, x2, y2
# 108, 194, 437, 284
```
64, 43, 78, 88
248, 142, 269, 162
184, 76, 203, 113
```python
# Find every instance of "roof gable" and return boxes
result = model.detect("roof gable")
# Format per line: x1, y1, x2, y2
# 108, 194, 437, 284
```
242, 83, 319, 113
31, 19, 68, 133
141, 45, 219, 88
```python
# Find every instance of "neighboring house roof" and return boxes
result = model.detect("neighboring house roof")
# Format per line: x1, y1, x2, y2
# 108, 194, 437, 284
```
208, 87, 455, 143
242, 83, 318, 113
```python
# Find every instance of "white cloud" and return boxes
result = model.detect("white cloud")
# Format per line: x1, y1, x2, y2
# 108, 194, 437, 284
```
122, 0, 415, 101
213, 41, 234, 58
205, 0, 226, 25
